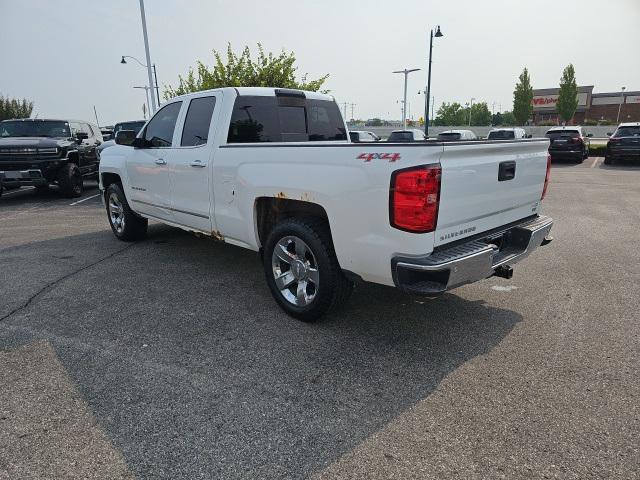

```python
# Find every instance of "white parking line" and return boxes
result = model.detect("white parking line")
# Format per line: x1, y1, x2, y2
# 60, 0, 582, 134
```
69, 193, 101, 206
590, 158, 602, 169
1, 186, 35, 197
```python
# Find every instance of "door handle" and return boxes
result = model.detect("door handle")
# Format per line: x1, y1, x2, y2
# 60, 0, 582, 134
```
498, 161, 516, 181
190, 160, 206, 168
155, 158, 167, 165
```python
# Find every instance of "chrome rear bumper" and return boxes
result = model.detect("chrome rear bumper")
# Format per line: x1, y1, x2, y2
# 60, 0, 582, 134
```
392, 215, 553, 295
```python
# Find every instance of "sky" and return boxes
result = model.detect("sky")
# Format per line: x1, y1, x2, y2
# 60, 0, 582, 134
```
2, 0, 639, 125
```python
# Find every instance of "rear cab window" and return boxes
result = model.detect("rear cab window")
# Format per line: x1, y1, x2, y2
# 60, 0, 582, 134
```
438, 132, 462, 141
227, 94, 346, 143
488, 130, 515, 140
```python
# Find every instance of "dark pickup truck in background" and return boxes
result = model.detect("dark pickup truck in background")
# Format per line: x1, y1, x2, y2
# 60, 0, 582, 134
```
0, 118, 102, 197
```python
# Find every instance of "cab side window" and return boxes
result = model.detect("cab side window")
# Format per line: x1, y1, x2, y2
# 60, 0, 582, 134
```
181, 97, 216, 147
144, 102, 183, 147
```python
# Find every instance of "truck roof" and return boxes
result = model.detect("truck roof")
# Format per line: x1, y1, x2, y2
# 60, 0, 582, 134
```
618, 122, 640, 127
546, 126, 582, 132
171, 87, 334, 102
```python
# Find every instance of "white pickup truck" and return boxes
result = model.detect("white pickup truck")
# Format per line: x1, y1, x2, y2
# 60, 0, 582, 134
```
99, 87, 553, 321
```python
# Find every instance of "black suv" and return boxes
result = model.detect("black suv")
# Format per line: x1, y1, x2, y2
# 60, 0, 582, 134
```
0, 118, 102, 197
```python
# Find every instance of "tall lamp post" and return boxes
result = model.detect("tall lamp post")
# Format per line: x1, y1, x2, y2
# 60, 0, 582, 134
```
393, 68, 421, 129
424, 25, 444, 137
122, 55, 161, 108
468, 97, 475, 126
616, 86, 626, 124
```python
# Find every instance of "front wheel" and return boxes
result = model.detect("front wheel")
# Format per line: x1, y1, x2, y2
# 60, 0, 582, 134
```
105, 183, 148, 241
57, 163, 83, 197
263, 218, 353, 322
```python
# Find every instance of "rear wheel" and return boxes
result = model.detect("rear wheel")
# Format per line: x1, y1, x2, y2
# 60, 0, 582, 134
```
57, 163, 83, 197
105, 183, 148, 241
604, 156, 613, 165
263, 217, 353, 322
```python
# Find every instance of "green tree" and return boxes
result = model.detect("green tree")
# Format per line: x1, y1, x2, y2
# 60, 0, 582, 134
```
557, 64, 578, 124
492, 112, 503, 125
164, 43, 329, 98
470, 102, 491, 126
0, 94, 34, 121
434, 102, 466, 126
367, 118, 383, 126
501, 111, 516, 126
513, 67, 533, 125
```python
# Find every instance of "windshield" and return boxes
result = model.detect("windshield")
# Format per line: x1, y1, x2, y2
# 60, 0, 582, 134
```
114, 121, 146, 135
488, 130, 515, 140
546, 130, 579, 139
438, 132, 462, 141
0, 120, 71, 138
613, 126, 640, 137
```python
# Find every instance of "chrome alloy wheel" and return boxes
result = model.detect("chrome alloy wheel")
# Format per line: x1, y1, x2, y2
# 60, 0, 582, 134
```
108, 192, 126, 234
271, 236, 319, 306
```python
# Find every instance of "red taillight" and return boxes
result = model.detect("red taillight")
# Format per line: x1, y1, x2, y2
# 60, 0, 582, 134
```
541, 154, 551, 200
571, 136, 583, 145
390, 165, 441, 233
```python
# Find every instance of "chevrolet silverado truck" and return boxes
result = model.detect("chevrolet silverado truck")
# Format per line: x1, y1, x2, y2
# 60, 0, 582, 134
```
0, 118, 102, 197
99, 87, 553, 321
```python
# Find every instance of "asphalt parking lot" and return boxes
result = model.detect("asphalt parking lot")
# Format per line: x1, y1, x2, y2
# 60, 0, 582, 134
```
1, 157, 639, 479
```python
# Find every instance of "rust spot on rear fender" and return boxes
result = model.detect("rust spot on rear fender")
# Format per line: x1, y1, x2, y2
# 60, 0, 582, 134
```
275, 192, 287, 199
211, 230, 225, 241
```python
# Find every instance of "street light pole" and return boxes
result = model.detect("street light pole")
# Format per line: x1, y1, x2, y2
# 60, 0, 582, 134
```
138, 0, 157, 113
424, 25, 443, 137
393, 68, 420, 129
122, 55, 161, 107
616, 86, 626, 124
134, 86, 151, 118
468, 97, 475, 126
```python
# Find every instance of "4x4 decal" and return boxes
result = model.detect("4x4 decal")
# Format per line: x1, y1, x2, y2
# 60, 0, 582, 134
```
357, 152, 401, 162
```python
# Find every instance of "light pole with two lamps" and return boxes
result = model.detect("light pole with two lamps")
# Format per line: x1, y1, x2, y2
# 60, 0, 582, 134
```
393, 68, 421, 129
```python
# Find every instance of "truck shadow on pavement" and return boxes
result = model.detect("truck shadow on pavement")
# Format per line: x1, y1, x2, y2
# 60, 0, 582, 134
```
0, 224, 522, 479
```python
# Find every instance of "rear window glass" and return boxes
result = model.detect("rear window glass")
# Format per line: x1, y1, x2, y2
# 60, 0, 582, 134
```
488, 130, 515, 140
227, 96, 346, 143
614, 126, 640, 137
546, 130, 579, 139
437, 132, 462, 141
388, 131, 413, 141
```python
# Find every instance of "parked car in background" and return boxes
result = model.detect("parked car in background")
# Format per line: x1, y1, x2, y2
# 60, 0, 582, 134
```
349, 130, 380, 142
437, 130, 478, 141
604, 122, 640, 165
96, 120, 146, 160
387, 129, 427, 142
0, 118, 102, 197
487, 128, 527, 140
545, 126, 590, 162
101, 126, 114, 141
100, 87, 553, 321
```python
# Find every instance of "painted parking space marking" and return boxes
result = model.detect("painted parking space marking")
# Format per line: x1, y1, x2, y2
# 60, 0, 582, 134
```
69, 193, 101, 206
590, 157, 602, 168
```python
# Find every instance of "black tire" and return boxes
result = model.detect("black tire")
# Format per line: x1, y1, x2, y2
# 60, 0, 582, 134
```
263, 217, 353, 322
604, 156, 613, 165
57, 163, 83, 197
105, 183, 148, 241
583, 147, 589, 160
35, 184, 49, 193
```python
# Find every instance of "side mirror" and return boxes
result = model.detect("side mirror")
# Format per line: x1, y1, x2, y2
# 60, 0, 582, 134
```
526, 134, 533, 138
606, 132, 613, 137
115, 130, 137, 146
75, 132, 89, 143
586, 133, 593, 138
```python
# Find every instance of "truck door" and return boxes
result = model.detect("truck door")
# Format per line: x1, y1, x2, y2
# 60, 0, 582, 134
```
125, 101, 182, 223
168, 94, 221, 232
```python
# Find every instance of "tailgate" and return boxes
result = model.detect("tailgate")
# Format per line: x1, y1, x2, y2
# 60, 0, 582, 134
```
434, 140, 549, 247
